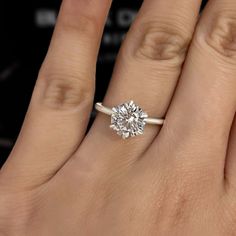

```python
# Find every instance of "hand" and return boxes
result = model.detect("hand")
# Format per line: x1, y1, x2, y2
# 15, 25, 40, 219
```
1, 0, 236, 235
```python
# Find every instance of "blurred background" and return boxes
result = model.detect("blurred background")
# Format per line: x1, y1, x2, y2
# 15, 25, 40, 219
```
1, 0, 207, 166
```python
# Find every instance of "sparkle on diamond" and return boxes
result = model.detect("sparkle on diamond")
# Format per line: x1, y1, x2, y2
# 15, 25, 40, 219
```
110, 101, 148, 139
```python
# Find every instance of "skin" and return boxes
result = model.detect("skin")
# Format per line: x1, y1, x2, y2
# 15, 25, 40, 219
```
0, 0, 236, 235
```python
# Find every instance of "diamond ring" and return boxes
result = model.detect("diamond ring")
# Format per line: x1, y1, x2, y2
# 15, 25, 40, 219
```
95, 101, 164, 139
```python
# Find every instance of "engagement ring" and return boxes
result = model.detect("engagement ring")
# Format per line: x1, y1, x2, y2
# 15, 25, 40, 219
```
95, 101, 164, 139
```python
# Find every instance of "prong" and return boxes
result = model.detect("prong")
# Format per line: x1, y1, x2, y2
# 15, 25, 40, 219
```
112, 107, 117, 112
122, 132, 129, 139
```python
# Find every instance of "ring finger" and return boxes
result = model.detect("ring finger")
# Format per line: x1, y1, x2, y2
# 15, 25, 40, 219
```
77, 0, 203, 165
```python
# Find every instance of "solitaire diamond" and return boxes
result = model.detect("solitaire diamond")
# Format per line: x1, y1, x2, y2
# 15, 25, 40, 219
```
110, 101, 148, 139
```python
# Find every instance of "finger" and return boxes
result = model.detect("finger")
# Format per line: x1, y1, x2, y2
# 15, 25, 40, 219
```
225, 114, 236, 189
149, 0, 236, 179
1, 0, 112, 189
76, 0, 202, 166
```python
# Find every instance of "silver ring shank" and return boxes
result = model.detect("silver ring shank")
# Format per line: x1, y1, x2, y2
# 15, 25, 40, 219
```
95, 103, 164, 125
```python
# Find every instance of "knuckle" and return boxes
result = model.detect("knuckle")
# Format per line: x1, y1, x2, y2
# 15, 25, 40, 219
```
198, 12, 236, 59
166, 190, 191, 225
134, 21, 190, 66
152, 178, 193, 228
38, 72, 94, 110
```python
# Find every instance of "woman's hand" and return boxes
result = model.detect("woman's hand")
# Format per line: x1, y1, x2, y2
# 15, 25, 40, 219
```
1, 0, 236, 235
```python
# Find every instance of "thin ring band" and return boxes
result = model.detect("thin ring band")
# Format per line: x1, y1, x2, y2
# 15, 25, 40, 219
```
95, 103, 164, 125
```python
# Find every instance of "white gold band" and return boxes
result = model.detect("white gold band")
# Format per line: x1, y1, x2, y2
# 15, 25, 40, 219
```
95, 103, 164, 125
